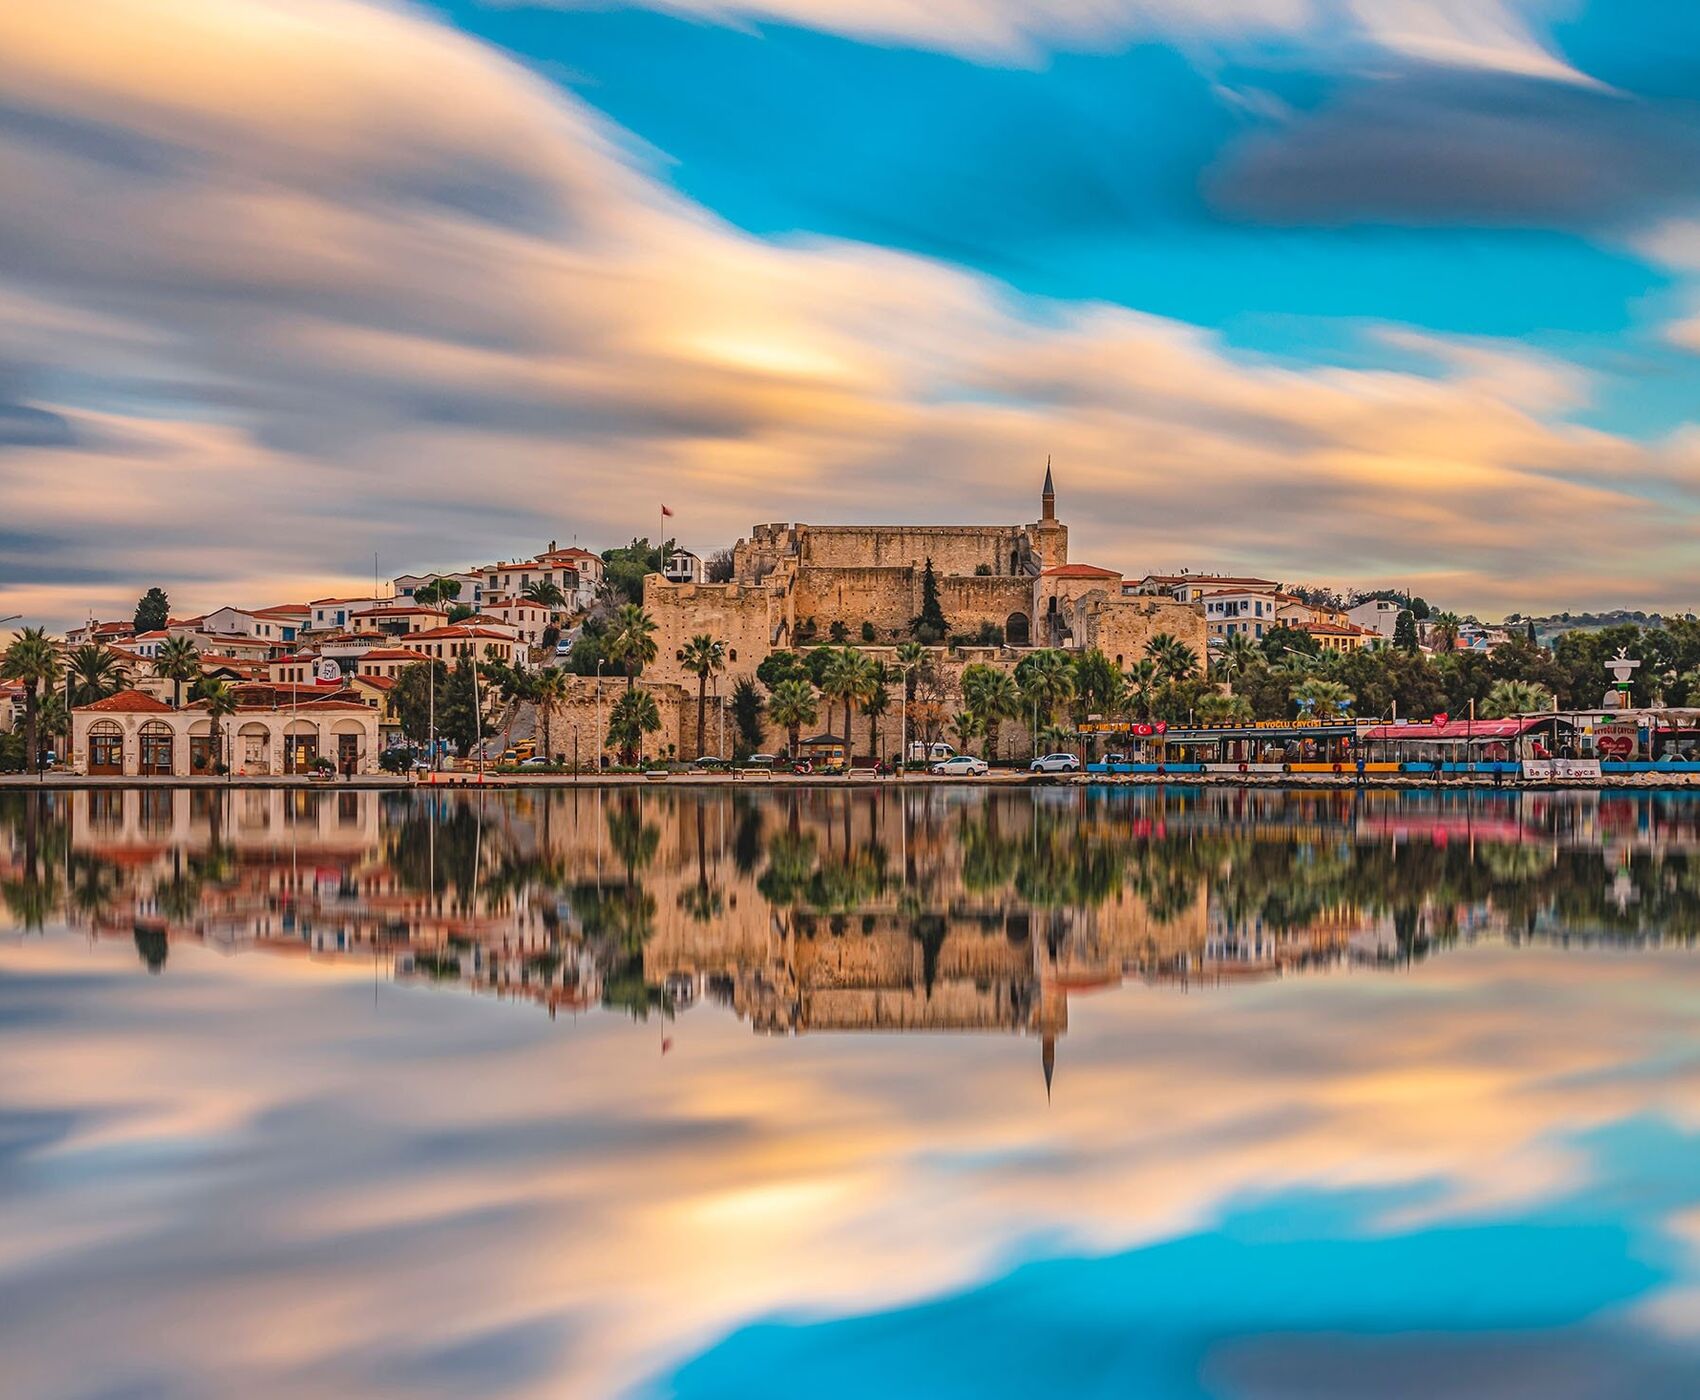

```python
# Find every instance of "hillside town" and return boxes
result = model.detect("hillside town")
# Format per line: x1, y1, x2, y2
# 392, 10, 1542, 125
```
4, 467, 1700, 778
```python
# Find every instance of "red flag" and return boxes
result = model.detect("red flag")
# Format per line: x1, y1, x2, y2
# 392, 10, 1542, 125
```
661, 504, 674, 517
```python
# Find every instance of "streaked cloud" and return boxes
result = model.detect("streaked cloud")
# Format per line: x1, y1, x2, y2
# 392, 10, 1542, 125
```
0, 0, 1696, 625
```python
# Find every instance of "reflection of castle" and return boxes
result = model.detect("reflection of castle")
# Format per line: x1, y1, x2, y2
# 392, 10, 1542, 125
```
11, 785, 1696, 1083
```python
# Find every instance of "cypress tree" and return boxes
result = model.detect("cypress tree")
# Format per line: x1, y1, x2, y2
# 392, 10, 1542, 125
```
911, 558, 948, 644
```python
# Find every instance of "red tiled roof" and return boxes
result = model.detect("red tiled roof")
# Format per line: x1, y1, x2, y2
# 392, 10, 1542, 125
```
354, 674, 396, 690
358, 648, 431, 661
1041, 564, 1122, 579
412, 626, 513, 640
349, 605, 445, 617
79, 689, 172, 714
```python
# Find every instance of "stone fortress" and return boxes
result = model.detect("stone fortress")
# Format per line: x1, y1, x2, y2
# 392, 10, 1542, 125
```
642, 465, 1207, 757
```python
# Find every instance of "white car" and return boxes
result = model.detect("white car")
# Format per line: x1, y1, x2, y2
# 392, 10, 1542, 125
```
1030, 752, 1081, 773
931, 754, 989, 777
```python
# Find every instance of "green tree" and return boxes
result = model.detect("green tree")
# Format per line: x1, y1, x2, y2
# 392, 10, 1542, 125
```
961, 663, 1018, 760
2, 628, 61, 774
1195, 691, 1254, 724
765, 678, 817, 758
860, 666, 892, 763
757, 650, 808, 689
1393, 609, 1420, 653
1430, 611, 1463, 654
154, 634, 201, 708
606, 687, 662, 762
730, 677, 765, 757
1291, 676, 1354, 720
65, 643, 129, 706
438, 658, 482, 756
1482, 678, 1552, 718
413, 577, 462, 608
521, 579, 566, 610
133, 587, 170, 632
1015, 649, 1076, 732
1261, 624, 1319, 663
1214, 631, 1261, 681
600, 537, 668, 604
910, 557, 948, 643
676, 634, 726, 757
819, 647, 872, 753
1145, 632, 1199, 683
391, 660, 447, 746
531, 666, 572, 762
198, 679, 238, 774
607, 604, 657, 690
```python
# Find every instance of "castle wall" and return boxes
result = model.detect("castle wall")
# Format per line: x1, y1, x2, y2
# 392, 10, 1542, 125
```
938, 575, 1034, 640
1077, 596, 1208, 670
791, 565, 916, 643
534, 676, 690, 764
798, 525, 1027, 575
643, 576, 788, 682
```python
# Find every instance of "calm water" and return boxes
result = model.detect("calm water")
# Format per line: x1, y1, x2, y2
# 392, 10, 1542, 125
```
7, 785, 1700, 1398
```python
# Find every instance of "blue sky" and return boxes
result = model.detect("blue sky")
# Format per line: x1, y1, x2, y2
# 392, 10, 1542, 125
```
2, 0, 1700, 621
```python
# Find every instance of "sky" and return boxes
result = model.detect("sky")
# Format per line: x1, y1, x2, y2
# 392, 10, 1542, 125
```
3, 0, 1700, 626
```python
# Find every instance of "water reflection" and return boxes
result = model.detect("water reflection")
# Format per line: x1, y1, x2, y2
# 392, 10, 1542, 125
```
7, 786, 1700, 1067
9, 787, 1700, 1395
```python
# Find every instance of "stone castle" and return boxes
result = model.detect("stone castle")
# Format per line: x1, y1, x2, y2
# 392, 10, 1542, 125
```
640, 466, 1206, 756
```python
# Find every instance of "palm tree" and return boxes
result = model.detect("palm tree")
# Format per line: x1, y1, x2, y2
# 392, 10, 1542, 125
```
1195, 691, 1254, 725
962, 664, 1019, 760
1145, 632, 1199, 683
948, 710, 981, 755
605, 688, 662, 762
198, 679, 238, 774
676, 634, 726, 757
1291, 676, 1354, 721
607, 604, 657, 690
1214, 632, 1261, 683
65, 643, 129, 706
766, 678, 818, 759
894, 640, 927, 762
1482, 678, 1551, 719
1017, 649, 1076, 740
1123, 658, 1159, 721
860, 665, 891, 764
1430, 612, 1463, 655
521, 579, 566, 610
531, 667, 572, 761
2, 627, 61, 775
155, 634, 201, 708
819, 647, 870, 755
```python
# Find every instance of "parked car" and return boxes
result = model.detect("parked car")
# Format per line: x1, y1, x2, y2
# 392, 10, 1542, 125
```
518, 756, 551, 769
1103, 753, 1127, 765
909, 741, 957, 763
1030, 752, 1081, 773
932, 754, 989, 777
746, 753, 778, 767
691, 755, 730, 770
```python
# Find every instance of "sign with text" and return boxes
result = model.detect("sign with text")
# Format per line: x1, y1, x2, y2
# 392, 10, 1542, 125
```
1521, 758, 1602, 780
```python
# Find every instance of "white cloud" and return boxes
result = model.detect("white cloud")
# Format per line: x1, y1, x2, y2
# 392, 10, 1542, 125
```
0, 0, 1693, 629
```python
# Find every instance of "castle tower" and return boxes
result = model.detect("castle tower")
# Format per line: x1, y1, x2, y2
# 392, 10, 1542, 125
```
1041, 456, 1055, 522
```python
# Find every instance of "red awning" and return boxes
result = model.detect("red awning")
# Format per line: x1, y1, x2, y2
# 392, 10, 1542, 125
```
1361, 718, 1555, 742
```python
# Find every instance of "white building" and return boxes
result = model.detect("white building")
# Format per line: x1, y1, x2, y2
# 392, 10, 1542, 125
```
1347, 598, 1404, 640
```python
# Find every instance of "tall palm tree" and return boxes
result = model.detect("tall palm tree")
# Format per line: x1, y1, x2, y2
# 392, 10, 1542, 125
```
2, 627, 61, 775
894, 640, 927, 761
676, 634, 726, 757
948, 710, 981, 755
819, 647, 868, 754
765, 678, 817, 759
962, 663, 1019, 760
1291, 676, 1354, 721
1482, 678, 1551, 719
607, 604, 657, 690
860, 663, 891, 763
1124, 658, 1159, 721
521, 579, 566, 610
1195, 692, 1254, 725
531, 667, 572, 761
198, 679, 238, 774
1145, 632, 1199, 683
155, 634, 201, 708
1215, 632, 1261, 683
1430, 612, 1463, 655
606, 688, 662, 762
1017, 649, 1077, 735
65, 643, 129, 706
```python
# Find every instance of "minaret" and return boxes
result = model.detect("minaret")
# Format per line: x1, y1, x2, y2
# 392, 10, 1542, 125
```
1031, 457, 1067, 569
1041, 1032, 1055, 1102
1041, 456, 1055, 522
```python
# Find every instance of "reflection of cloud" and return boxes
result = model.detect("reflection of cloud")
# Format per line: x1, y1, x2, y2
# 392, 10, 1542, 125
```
9, 936, 1700, 1395
0, 0, 1696, 624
